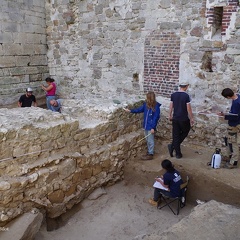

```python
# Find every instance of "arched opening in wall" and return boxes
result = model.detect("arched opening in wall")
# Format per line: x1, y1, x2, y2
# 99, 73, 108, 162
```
143, 31, 180, 98
201, 51, 213, 72
211, 7, 223, 39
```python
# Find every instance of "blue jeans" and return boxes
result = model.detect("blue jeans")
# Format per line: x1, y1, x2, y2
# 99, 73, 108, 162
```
46, 96, 55, 109
145, 130, 154, 155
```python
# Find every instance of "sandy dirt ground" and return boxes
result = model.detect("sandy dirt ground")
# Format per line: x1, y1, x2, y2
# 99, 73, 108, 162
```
35, 140, 239, 240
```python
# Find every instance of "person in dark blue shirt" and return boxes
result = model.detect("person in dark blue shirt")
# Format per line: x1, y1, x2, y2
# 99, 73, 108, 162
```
124, 91, 161, 160
219, 88, 240, 169
149, 159, 183, 206
168, 82, 194, 159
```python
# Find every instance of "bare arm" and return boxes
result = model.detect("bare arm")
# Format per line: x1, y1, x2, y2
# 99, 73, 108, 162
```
187, 103, 194, 126
41, 84, 53, 91
18, 101, 22, 107
123, 108, 131, 113
33, 101, 37, 107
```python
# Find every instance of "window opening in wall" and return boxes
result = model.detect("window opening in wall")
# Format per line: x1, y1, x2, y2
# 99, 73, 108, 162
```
212, 7, 223, 39
201, 51, 213, 72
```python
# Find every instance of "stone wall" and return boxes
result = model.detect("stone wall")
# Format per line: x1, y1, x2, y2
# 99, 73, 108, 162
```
0, 0, 240, 144
0, 0, 49, 106
44, 0, 240, 145
45, 0, 240, 109
0, 102, 145, 225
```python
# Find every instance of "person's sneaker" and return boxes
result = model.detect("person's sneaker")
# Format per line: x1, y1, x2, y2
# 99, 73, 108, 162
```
167, 144, 174, 157
148, 198, 158, 207
223, 162, 237, 169
141, 154, 153, 160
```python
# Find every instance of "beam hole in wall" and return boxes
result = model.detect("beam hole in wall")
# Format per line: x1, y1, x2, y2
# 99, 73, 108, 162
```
132, 73, 139, 82
201, 51, 213, 72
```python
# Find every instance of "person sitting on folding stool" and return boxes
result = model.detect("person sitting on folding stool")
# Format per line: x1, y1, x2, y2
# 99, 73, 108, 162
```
149, 159, 183, 206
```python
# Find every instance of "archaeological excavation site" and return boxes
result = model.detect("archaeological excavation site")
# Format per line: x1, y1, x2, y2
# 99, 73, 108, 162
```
0, 0, 240, 239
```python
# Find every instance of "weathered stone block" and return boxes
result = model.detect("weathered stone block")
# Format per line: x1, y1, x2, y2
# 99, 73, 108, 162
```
48, 189, 65, 204
65, 184, 76, 197
101, 159, 111, 169
81, 168, 92, 180
72, 171, 81, 183
0, 181, 11, 191
45, 169, 58, 184
73, 130, 90, 141
58, 158, 76, 180
92, 164, 102, 176
190, 26, 203, 37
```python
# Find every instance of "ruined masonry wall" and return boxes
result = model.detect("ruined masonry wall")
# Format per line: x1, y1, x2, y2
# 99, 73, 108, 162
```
45, 0, 240, 148
0, 104, 144, 224
0, 0, 49, 105
46, 0, 240, 108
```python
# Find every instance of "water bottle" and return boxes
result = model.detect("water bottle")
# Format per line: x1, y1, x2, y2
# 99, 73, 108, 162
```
211, 148, 221, 169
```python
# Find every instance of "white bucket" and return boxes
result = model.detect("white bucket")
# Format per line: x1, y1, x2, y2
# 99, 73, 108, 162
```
211, 154, 221, 169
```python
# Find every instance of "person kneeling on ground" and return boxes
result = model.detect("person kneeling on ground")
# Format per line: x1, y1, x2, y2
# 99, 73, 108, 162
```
49, 99, 61, 113
149, 159, 183, 207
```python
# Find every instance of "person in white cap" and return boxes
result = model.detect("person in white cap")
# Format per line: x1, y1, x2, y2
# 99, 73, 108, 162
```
168, 82, 194, 159
18, 87, 37, 107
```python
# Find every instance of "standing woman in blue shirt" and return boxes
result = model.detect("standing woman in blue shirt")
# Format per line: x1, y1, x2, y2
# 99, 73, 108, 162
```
124, 91, 161, 160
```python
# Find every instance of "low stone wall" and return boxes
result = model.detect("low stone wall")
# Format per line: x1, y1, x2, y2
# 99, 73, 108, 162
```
0, 103, 145, 225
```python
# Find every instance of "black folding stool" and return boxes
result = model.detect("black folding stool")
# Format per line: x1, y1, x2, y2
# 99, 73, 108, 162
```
157, 176, 189, 215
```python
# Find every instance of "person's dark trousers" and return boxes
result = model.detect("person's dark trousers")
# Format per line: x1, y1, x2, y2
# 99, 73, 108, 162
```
154, 188, 172, 201
172, 119, 191, 156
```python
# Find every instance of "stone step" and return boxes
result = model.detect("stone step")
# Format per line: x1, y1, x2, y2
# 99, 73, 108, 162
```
0, 209, 43, 240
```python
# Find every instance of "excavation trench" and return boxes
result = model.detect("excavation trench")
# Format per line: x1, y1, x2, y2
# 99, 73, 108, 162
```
35, 140, 240, 239
1, 105, 239, 239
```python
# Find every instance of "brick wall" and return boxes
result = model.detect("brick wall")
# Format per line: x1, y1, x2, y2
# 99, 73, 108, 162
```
144, 31, 180, 97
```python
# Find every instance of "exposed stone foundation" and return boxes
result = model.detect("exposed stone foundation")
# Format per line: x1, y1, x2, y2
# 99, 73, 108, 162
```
0, 94, 233, 225
0, 100, 145, 225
